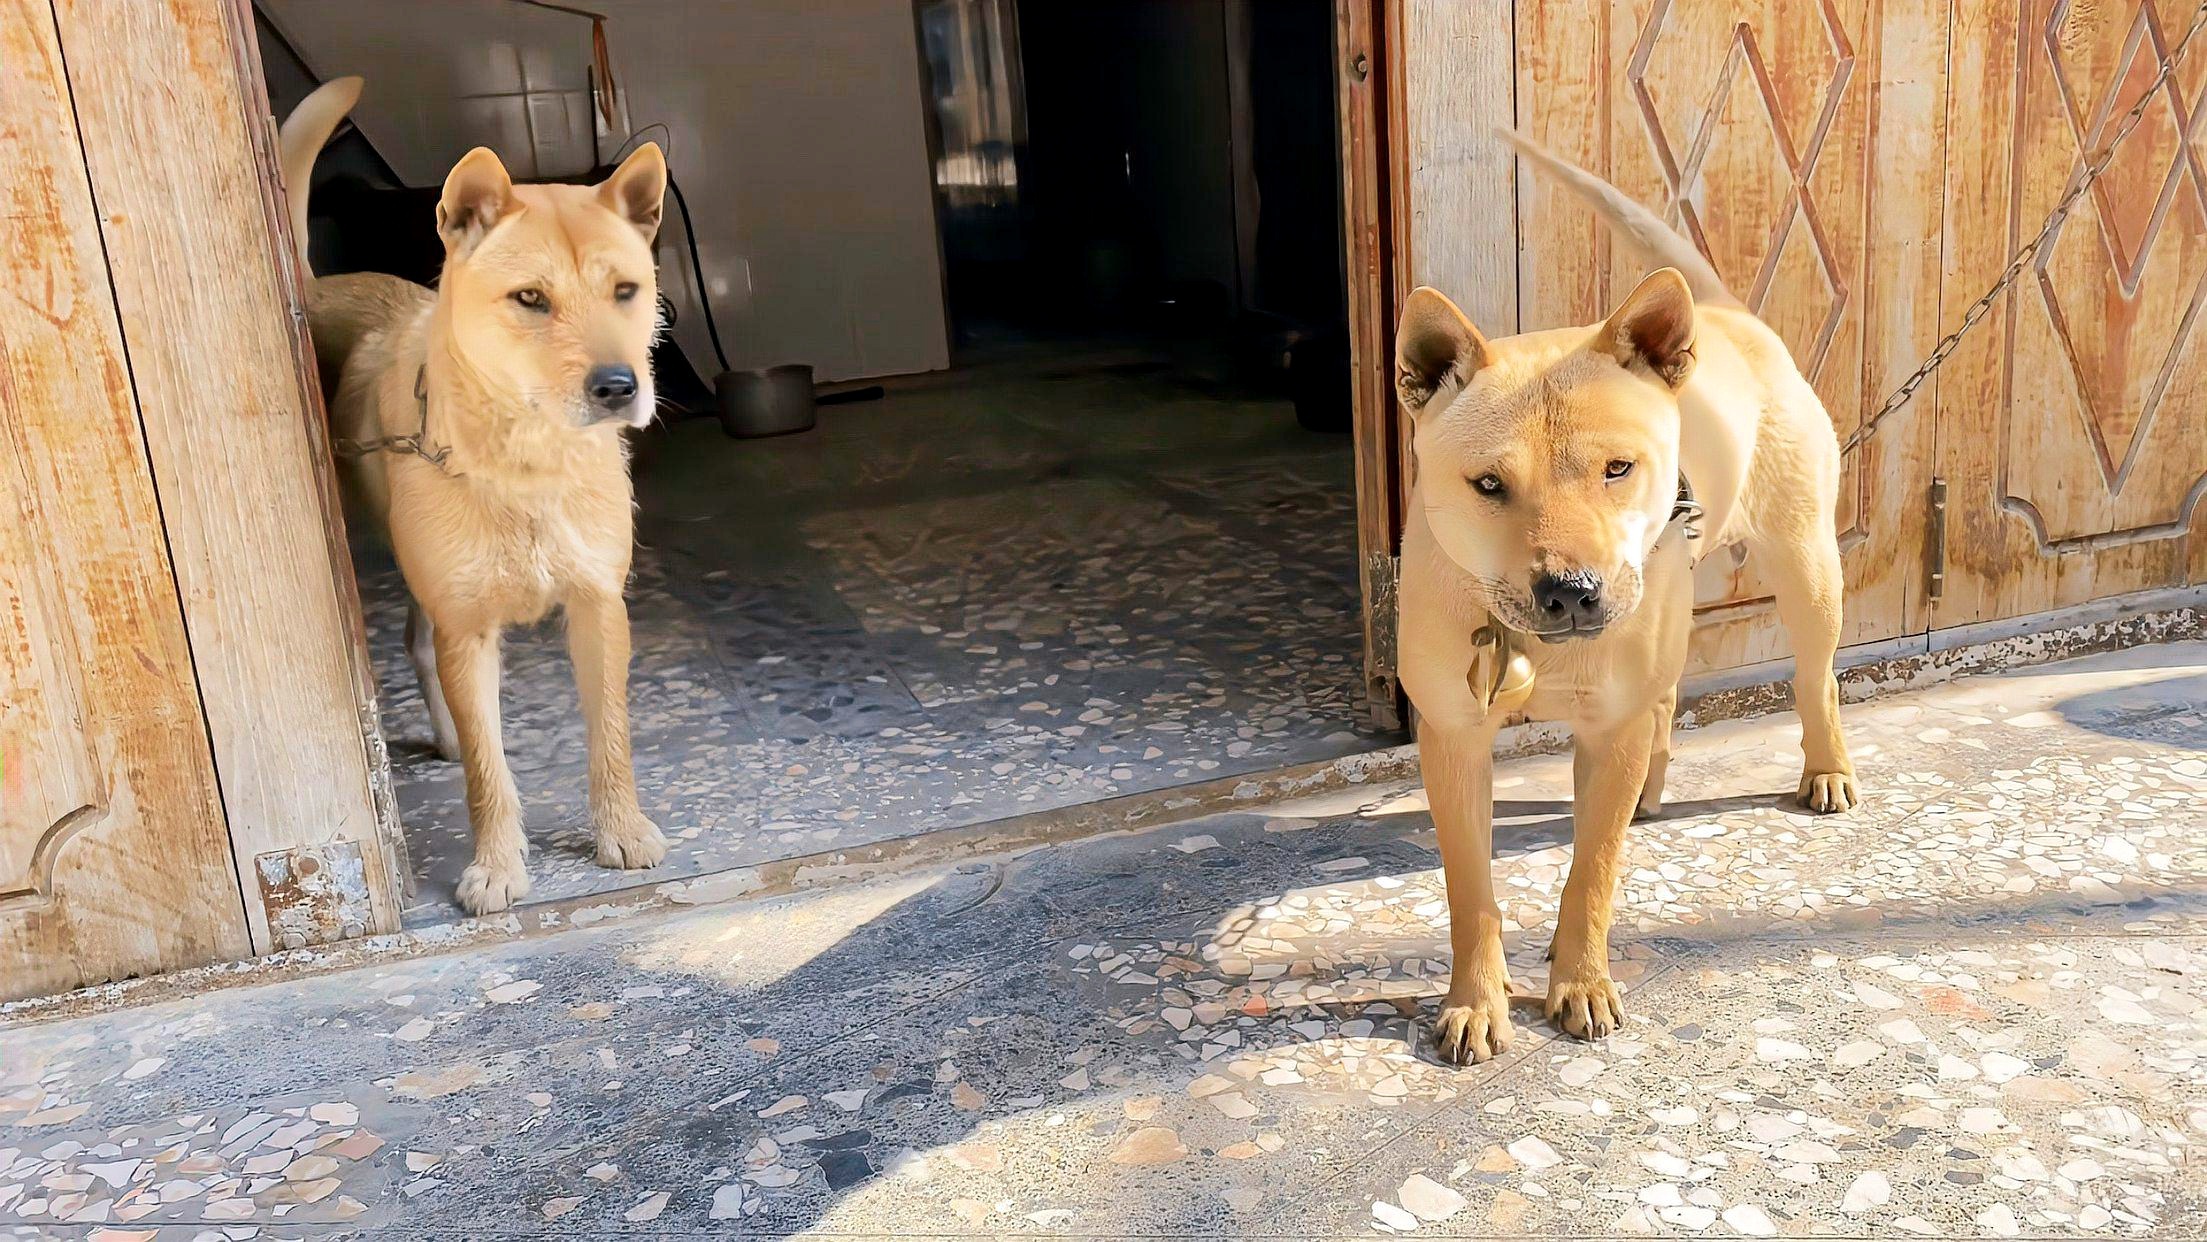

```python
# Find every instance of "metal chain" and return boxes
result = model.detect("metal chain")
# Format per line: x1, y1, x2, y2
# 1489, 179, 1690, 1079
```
331, 366, 461, 477
1845, 0, 2207, 453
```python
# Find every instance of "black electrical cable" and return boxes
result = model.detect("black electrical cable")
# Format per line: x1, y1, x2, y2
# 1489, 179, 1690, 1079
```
665, 172, 731, 374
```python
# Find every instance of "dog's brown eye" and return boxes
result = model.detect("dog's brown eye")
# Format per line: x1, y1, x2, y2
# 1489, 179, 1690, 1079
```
511, 288, 549, 312
614, 282, 639, 303
1604, 459, 1635, 480
1471, 473, 1507, 498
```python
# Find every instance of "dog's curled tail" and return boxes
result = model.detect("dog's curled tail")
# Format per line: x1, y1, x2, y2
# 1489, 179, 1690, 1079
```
277, 75, 364, 277
1496, 128, 1742, 310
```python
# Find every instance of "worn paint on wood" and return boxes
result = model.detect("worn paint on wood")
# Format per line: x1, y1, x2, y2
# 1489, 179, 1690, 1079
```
1403, 0, 1518, 335
1935, 0, 2207, 623
49, 0, 403, 947
0, 0, 252, 998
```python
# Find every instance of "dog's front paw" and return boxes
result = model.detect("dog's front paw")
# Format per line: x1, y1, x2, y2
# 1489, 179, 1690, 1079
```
595, 809, 668, 870
456, 852, 532, 915
1545, 970, 1624, 1040
1431, 979, 1514, 1066
1798, 770, 1861, 814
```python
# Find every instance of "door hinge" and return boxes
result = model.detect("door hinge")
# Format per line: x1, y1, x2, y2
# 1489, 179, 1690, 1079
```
1363, 551, 1403, 731
1366, 552, 1400, 677
1927, 476, 1948, 602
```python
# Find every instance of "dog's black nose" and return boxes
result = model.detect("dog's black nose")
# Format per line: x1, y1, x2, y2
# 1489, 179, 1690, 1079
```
1532, 569, 1605, 629
586, 364, 638, 410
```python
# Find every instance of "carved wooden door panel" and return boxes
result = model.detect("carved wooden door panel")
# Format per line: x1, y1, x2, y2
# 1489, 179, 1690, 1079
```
1514, 0, 1950, 675
1936, 0, 2207, 620
0, 0, 252, 999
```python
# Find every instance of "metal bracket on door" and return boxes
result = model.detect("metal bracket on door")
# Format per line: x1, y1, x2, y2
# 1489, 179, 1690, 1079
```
1364, 552, 1404, 731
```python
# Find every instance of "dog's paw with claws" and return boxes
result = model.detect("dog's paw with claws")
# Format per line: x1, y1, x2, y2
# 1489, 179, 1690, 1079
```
1798, 770, 1861, 815
595, 809, 668, 870
457, 852, 532, 915
1431, 981, 1514, 1065
1546, 972, 1625, 1040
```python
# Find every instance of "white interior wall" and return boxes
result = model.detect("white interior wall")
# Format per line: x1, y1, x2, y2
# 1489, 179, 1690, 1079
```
260, 0, 604, 181
259, 0, 949, 383
591, 0, 948, 383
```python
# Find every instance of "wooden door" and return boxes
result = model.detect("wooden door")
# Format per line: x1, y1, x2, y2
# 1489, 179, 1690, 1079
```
1936, 0, 2207, 621
0, 0, 252, 998
1513, 0, 1950, 675
3, 0, 406, 1000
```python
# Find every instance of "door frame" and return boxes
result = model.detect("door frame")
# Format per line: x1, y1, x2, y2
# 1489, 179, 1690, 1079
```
1336, 0, 1410, 731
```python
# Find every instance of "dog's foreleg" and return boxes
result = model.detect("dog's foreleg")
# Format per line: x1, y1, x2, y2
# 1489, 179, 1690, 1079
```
1549, 709, 1657, 1039
1634, 685, 1677, 820
405, 602, 462, 762
1764, 528, 1860, 813
1421, 720, 1512, 1065
566, 588, 667, 870
436, 625, 532, 915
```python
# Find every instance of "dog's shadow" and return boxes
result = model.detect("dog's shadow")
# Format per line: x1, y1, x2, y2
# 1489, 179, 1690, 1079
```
1493, 790, 1803, 843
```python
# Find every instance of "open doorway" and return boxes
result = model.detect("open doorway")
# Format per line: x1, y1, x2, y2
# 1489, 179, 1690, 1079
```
257, 0, 1394, 925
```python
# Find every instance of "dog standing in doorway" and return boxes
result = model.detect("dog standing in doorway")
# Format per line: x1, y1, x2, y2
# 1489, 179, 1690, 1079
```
1396, 131, 1860, 1065
280, 77, 670, 914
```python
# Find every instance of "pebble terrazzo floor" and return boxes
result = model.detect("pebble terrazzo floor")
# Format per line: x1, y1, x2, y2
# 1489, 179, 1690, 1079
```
5, 641, 2203, 1238
356, 350, 1391, 924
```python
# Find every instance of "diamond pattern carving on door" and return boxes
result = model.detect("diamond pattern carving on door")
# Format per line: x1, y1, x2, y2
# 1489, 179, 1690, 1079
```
1516, 0, 1946, 673
1629, 0, 1855, 379
1938, 0, 2207, 621
2020, 0, 2207, 536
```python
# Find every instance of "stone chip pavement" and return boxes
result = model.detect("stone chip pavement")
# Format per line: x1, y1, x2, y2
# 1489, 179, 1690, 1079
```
3, 643, 2203, 1238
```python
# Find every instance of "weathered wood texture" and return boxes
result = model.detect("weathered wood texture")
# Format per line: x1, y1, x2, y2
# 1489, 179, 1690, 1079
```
1339, 0, 1407, 728
49, 0, 402, 948
1403, 0, 1518, 334
1936, 0, 2207, 623
1509, 0, 1949, 674
1397, 0, 1514, 532
0, 0, 251, 998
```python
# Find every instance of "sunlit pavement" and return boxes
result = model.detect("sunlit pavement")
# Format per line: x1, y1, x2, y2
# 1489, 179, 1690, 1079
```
5, 643, 2204, 1238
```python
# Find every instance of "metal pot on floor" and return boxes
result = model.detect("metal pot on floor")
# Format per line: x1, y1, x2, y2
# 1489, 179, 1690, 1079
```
716, 363, 818, 438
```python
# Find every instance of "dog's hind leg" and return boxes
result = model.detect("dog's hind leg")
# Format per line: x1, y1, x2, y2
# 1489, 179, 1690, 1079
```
437, 625, 533, 915
1635, 684, 1678, 819
406, 602, 462, 762
1758, 524, 1860, 813
566, 587, 667, 871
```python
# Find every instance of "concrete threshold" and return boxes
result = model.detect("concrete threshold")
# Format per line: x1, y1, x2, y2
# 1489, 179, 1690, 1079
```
7, 584, 2201, 1027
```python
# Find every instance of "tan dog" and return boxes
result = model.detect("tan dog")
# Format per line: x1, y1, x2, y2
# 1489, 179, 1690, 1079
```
280, 78, 670, 914
1397, 132, 1860, 1065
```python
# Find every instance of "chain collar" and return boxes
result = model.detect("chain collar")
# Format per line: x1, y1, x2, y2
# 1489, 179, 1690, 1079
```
332, 366, 461, 478
1670, 473, 1703, 542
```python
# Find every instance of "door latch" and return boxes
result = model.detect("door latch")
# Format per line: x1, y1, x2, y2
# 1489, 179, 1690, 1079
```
1927, 477, 1948, 602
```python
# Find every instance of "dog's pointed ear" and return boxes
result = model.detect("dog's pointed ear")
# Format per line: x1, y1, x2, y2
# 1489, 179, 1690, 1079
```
597, 142, 668, 242
1396, 286, 1489, 416
1599, 268, 1697, 388
437, 147, 515, 256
